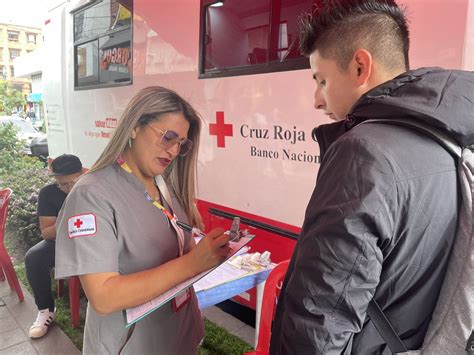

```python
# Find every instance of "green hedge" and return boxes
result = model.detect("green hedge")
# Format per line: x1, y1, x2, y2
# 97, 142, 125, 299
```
0, 123, 52, 260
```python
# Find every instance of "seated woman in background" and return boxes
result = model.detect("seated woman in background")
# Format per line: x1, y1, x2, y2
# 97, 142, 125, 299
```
55, 86, 230, 354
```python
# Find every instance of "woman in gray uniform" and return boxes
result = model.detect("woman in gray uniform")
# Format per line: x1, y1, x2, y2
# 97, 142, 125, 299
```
55, 87, 230, 354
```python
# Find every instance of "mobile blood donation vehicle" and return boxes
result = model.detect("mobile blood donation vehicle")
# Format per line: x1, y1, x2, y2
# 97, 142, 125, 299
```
42, 0, 474, 309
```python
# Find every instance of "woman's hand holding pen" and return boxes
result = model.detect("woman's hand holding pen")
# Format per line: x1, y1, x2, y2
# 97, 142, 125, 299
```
187, 227, 231, 274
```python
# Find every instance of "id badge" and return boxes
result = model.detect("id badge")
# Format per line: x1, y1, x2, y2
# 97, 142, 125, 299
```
172, 288, 191, 312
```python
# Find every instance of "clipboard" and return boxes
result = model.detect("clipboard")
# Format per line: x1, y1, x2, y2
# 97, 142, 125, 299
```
124, 235, 254, 327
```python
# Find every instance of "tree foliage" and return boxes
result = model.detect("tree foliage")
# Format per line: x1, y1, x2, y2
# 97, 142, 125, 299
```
0, 80, 25, 115
0, 123, 51, 260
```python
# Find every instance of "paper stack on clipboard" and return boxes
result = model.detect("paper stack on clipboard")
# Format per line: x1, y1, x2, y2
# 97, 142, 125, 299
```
193, 251, 274, 293
125, 220, 253, 327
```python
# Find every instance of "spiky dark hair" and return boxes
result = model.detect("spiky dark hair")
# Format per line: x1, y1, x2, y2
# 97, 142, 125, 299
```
300, 0, 410, 71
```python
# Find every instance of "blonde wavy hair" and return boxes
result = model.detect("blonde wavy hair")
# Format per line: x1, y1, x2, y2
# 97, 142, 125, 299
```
89, 86, 203, 228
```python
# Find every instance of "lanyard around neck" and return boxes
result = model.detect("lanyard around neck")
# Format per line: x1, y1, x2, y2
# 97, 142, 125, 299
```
116, 156, 185, 256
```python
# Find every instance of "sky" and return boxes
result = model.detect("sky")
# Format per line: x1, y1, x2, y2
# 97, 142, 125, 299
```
0, 0, 48, 29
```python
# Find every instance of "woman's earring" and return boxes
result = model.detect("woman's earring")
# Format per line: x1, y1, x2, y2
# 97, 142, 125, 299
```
128, 137, 132, 148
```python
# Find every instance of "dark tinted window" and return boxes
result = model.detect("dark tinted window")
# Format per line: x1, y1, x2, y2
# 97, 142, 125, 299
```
74, 1, 132, 42
76, 41, 99, 87
200, 0, 314, 78
98, 33, 131, 84
73, 0, 132, 89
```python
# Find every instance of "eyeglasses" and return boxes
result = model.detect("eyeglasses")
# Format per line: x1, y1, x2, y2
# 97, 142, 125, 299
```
56, 177, 80, 190
147, 124, 193, 156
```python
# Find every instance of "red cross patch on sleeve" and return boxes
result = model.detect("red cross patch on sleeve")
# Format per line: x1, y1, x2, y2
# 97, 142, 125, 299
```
68, 214, 97, 238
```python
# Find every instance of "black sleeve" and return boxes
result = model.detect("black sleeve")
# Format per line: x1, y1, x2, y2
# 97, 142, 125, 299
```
37, 185, 63, 217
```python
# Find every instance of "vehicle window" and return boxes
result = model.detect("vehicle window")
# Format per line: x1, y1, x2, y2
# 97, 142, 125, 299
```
199, 0, 315, 78
14, 120, 37, 134
74, 1, 131, 42
76, 41, 99, 87
73, 0, 133, 89
99, 33, 131, 84
0, 120, 37, 134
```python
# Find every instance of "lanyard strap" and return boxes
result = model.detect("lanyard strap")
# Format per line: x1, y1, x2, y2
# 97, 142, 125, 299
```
155, 176, 172, 211
116, 157, 185, 256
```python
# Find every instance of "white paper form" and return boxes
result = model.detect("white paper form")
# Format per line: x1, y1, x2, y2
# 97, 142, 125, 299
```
125, 236, 254, 327
194, 262, 253, 292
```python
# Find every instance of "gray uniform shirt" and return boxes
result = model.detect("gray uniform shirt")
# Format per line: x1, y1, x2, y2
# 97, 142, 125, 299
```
55, 163, 204, 355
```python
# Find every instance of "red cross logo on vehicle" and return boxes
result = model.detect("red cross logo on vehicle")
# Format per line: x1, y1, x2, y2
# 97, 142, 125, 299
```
74, 219, 83, 228
209, 111, 233, 148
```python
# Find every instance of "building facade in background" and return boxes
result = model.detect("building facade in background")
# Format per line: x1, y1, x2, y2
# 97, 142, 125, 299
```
0, 23, 41, 94
15, 48, 44, 123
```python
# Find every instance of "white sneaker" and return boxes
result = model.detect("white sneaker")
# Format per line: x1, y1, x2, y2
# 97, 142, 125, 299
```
29, 309, 55, 338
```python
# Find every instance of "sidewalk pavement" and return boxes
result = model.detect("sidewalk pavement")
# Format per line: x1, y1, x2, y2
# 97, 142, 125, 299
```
0, 280, 80, 355
0, 279, 255, 354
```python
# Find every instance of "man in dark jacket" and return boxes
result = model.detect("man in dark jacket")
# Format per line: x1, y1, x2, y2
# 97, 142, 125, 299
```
270, 0, 472, 354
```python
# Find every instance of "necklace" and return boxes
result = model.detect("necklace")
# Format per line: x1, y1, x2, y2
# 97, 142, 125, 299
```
147, 184, 162, 203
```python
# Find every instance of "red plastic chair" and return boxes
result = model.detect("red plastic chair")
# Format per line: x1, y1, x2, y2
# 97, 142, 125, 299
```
0, 188, 24, 302
245, 259, 290, 355
57, 276, 81, 328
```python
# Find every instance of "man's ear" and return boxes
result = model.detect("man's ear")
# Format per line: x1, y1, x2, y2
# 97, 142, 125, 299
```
47, 157, 54, 172
352, 48, 372, 85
